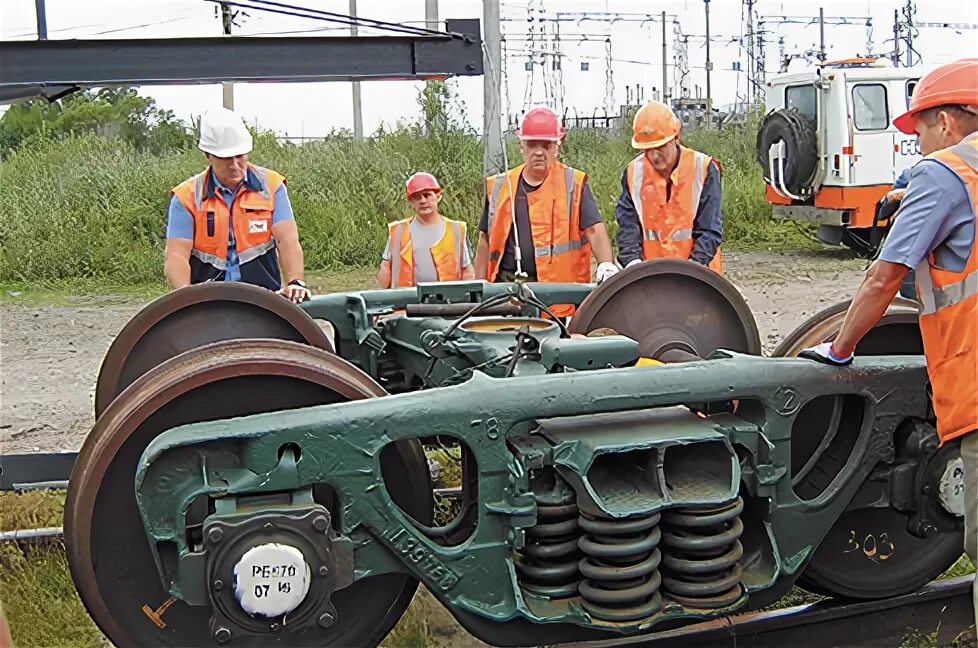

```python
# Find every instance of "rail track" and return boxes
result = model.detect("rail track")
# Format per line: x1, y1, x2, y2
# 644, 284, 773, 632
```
2, 415, 975, 647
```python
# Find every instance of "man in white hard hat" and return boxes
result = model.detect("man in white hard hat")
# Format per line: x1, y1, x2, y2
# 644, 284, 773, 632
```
164, 107, 309, 302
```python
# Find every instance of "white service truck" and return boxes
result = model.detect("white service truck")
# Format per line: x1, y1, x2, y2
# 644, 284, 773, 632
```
758, 57, 932, 255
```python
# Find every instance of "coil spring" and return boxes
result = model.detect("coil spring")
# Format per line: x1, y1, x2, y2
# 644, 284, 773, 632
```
514, 493, 581, 598
660, 497, 745, 609
577, 512, 663, 621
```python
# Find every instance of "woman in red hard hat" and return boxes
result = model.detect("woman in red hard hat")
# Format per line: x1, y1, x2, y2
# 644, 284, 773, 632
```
615, 101, 724, 273
474, 106, 618, 316
799, 58, 978, 626
378, 172, 474, 288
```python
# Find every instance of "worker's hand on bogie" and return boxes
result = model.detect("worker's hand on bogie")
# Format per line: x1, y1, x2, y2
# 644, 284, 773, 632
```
798, 341, 854, 367
596, 261, 620, 284
278, 281, 311, 304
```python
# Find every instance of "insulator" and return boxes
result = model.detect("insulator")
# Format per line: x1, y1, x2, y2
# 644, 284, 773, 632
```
514, 493, 581, 598
577, 512, 663, 621
660, 497, 746, 609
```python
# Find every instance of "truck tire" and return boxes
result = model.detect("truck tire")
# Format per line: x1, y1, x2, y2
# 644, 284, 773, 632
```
756, 108, 818, 196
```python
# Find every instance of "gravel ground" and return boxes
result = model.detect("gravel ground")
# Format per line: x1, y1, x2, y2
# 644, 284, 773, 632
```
0, 251, 869, 455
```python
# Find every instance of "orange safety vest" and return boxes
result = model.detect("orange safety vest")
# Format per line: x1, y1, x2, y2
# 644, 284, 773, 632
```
486, 163, 590, 318
171, 164, 285, 289
914, 133, 978, 445
626, 145, 723, 273
387, 217, 468, 287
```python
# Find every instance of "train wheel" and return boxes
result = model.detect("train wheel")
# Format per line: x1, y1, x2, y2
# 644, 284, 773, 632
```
569, 259, 762, 359
773, 300, 964, 599
94, 283, 332, 417
68, 339, 429, 647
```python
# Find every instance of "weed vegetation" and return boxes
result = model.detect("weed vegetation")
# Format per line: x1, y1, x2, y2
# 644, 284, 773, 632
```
0, 83, 813, 286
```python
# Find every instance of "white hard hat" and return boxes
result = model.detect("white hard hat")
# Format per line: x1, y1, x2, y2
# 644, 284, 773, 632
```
198, 107, 253, 157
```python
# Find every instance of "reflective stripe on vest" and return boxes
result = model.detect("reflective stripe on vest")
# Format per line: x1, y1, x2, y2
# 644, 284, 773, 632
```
191, 248, 228, 270
631, 150, 709, 243
916, 136, 978, 315
914, 133, 978, 444
390, 221, 404, 284
389, 218, 465, 287
485, 166, 586, 262
487, 167, 578, 248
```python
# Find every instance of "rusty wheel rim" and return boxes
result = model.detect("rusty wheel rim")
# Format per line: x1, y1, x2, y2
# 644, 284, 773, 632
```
569, 259, 762, 359
773, 301, 962, 600
94, 283, 333, 417
771, 296, 919, 357
68, 339, 429, 647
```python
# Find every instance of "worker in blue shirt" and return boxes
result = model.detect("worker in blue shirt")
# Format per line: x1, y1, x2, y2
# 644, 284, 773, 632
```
878, 168, 915, 298
164, 108, 309, 303
615, 101, 724, 272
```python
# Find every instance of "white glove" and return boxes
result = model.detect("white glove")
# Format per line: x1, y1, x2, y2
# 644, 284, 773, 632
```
625, 258, 643, 268
596, 261, 620, 284
798, 341, 854, 366
278, 282, 312, 304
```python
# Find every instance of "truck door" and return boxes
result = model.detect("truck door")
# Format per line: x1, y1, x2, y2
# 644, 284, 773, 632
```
848, 82, 895, 186
893, 78, 922, 180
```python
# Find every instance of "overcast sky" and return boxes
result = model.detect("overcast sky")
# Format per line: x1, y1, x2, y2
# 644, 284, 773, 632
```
2, 0, 976, 136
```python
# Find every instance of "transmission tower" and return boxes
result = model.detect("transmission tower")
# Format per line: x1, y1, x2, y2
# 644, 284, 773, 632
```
743, 0, 767, 104
902, 0, 916, 66
744, 0, 755, 102
755, 18, 766, 101
673, 21, 689, 99
604, 37, 614, 115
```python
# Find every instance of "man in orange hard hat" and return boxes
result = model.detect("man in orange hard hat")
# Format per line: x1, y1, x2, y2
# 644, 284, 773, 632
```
614, 101, 724, 272
798, 58, 978, 625
474, 106, 618, 315
378, 172, 474, 288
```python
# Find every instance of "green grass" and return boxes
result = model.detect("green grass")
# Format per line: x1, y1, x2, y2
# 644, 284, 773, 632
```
3, 488, 974, 648
0, 83, 815, 288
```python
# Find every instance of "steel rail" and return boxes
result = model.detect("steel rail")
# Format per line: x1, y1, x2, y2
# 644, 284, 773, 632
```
565, 575, 976, 648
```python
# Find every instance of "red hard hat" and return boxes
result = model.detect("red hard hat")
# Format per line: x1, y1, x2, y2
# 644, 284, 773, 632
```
405, 172, 441, 198
517, 107, 565, 142
893, 58, 978, 134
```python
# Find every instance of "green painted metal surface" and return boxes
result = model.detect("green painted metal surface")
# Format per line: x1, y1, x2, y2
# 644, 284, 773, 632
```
133, 348, 932, 640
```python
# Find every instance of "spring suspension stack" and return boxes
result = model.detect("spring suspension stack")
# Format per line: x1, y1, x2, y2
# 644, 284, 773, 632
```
514, 491, 581, 598
660, 497, 745, 608
577, 512, 663, 621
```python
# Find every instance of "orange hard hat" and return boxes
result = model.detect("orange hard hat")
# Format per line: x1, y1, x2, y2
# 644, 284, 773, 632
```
517, 107, 565, 142
893, 58, 978, 134
631, 101, 681, 149
405, 171, 441, 198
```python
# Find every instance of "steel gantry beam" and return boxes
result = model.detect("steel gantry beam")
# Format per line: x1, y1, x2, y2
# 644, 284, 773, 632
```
0, 18, 483, 103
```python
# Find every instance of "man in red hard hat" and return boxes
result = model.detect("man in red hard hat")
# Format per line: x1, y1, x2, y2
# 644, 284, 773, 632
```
474, 106, 618, 316
615, 101, 724, 272
799, 58, 978, 624
378, 172, 474, 288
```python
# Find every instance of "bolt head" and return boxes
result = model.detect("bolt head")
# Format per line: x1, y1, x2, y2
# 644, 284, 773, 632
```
206, 527, 224, 544
213, 579, 224, 591
312, 515, 329, 533
318, 612, 335, 628
319, 565, 329, 576
269, 622, 281, 632
214, 627, 232, 643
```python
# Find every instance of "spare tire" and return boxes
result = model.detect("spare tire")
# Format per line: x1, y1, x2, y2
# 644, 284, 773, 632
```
756, 107, 818, 197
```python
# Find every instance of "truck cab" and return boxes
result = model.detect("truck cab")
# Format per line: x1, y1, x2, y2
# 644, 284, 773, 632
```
758, 57, 931, 255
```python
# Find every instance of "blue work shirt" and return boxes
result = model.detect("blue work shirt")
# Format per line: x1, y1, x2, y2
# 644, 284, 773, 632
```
879, 158, 976, 273
614, 161, 724, 266
166, 167, 294, 281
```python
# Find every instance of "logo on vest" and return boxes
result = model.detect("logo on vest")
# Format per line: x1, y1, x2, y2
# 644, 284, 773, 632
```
248, 220, 268, 234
